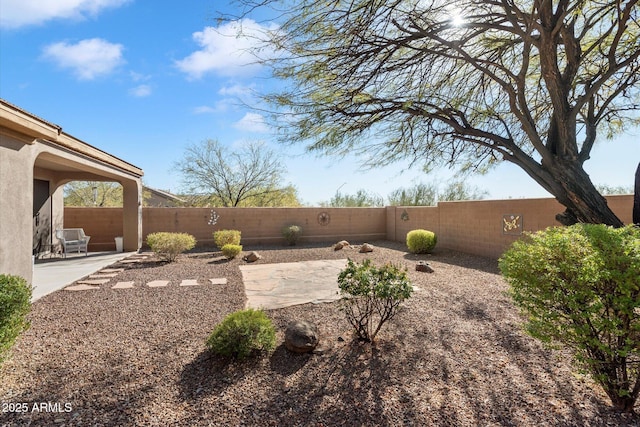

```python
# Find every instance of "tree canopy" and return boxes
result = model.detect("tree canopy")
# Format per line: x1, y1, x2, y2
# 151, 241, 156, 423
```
174, 139, 300, 207
229, 0, 640, 225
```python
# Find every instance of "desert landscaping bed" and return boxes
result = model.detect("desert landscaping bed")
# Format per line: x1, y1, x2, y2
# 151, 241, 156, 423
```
1, 241, 638, 426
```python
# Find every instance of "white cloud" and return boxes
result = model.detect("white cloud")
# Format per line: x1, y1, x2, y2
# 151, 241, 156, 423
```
218, 83, 255, 97
1, 0, 131, 29
193, 106, 217, 114
175, 19, 279, 79
233, 112, 269, 133
193, 99, 235, 114
129, 84, 152, 97
42, 38, 125, 80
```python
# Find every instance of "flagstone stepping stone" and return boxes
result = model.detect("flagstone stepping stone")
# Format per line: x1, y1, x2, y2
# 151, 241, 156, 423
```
112, 281, 135, 289
89, 273, 119, 278
179, 279, 200, 287
120, 259, 141, 264
209, 278, 227, 285
77, 279, 111, 285
147, 280, 169, 288
100, 268, 125, 273
65, 284, 100, 291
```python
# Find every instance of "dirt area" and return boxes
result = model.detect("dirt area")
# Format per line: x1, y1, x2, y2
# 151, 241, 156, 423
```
1, 241, 638, 426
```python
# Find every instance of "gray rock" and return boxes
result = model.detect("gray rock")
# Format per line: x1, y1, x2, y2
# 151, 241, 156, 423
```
243, 251, 262, 262
359, 243, 374, 253
416, 261, 434, 273
285, 320, 319, 353
334, 240, 350, 250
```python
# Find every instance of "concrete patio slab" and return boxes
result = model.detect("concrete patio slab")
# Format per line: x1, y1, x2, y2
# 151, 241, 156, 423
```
65, 284, 100, 291
77, 279, 111, 285
32, 252, 135, 301
89, 273, 119, 278
179, 279, 200, 287
240, 259, 348, 310
112, 281, 135, 289
147, 280, 169, 288
100, 268, 125, 273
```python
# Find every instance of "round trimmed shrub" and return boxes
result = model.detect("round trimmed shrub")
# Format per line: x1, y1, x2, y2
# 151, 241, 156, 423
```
282, 225, 302, 246
406, 229, 437, 254
499, 224, 640, 413
213, 230, 241, 250
206, 309, 276, 360
221, 244, 243, 259
0, 274, 32, 364
146, 232, 196, 262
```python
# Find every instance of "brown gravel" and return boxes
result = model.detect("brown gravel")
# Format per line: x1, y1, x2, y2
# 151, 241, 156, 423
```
1, 241, 638, 426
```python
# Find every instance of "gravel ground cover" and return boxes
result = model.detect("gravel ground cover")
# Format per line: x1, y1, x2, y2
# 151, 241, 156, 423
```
1, 241, 638, 426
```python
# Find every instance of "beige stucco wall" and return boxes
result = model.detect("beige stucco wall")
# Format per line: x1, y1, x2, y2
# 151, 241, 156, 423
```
65, 195, 633, 258
0, 133, 36, 282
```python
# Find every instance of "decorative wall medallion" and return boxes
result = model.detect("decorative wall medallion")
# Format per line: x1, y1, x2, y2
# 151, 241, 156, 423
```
502, 214, 523, 235
400, 209, 409, 221
317, 211, 331, 226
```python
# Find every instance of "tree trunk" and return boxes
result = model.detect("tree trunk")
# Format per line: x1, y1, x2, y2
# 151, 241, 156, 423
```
533, 159, 625, 227
634, 162, 640, 226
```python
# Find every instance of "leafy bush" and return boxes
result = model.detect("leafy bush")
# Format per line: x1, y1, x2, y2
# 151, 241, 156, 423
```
406, 229, 437, 254
206, 309, 276, 360
282, 225, 302, 245
213, 229, 241, 250
499, 224, 640, 413
221, 244, 243, 259
146, 232, 196, 262
337, 259, 413, 342
0, 274, 32, 364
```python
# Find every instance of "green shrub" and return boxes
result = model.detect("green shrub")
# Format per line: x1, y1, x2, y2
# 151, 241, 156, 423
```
406, 229, 437, 254
0, 274, 32, 364
282, 225, 302, 246
206, 309, 276, 360
221, 244, 243, 259
146, 232, 196, 262
499, 224, 640, 413
338, 259, 413, 342
213, 229, 241, 250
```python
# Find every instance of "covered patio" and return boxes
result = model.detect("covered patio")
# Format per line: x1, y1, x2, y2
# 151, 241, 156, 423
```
0, 99, 143, 289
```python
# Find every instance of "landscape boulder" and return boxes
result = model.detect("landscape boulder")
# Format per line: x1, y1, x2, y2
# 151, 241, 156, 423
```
416, 261, 434, 273
334, 240, 350, 251
243, 251, 262, 263
285, 320, 319, 353
359, 243, 374, 253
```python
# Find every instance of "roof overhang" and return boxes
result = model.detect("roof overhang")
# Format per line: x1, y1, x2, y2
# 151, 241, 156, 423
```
0, 99, 143, 178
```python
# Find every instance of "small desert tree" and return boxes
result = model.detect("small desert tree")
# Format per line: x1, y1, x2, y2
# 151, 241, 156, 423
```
174, 139, 296, 207
227, 0, 640, 226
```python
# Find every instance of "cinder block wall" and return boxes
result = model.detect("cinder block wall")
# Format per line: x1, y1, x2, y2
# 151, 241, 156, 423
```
65, 195, 634, 258
65, 207, 388, 250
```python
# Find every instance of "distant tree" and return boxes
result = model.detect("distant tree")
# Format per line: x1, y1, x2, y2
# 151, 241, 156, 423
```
388, 183, 437, 206
174, 139, 297, 207
388, 181, 488, 206
230, 0, 640, 226
596, 184, 634, 195
322, 189, 384, 207
64, 181, 123, 207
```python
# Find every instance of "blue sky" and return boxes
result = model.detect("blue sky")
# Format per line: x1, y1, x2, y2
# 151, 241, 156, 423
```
0, 0, 637, 205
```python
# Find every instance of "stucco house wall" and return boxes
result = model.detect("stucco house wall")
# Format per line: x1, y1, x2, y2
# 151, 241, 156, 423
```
0, 99, 143, 285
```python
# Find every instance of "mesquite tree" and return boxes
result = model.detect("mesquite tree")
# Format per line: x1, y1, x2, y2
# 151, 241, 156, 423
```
228, 0, 640, 225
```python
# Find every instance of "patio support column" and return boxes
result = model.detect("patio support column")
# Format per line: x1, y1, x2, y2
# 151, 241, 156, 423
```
122, 178, 142, 252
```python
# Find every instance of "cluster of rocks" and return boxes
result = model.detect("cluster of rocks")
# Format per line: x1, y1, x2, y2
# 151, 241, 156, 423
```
333, 240, 374, 253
